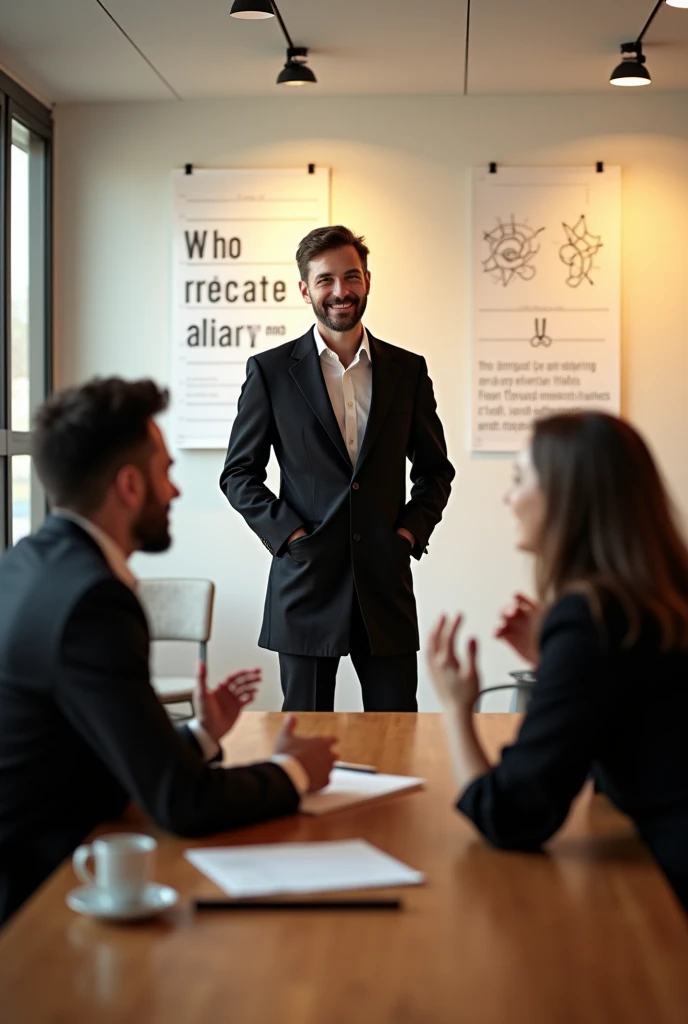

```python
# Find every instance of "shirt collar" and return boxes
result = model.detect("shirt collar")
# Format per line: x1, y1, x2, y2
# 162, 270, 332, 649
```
313, 323, 370, 366
52, 508, 138, 591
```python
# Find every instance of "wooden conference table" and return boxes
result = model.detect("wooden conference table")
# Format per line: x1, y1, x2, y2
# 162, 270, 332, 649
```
1, 712, 688, 1024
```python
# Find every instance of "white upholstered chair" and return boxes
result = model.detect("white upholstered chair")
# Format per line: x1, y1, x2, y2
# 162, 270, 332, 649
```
137, 578, 215, 714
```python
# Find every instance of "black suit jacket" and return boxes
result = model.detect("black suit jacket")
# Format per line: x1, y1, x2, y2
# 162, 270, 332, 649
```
0, 516, 299, 925
219, 330, 454, 656
459, 593, 688, 912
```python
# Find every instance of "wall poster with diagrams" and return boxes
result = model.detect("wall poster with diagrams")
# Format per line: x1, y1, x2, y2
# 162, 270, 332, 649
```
471, 165, 620, 452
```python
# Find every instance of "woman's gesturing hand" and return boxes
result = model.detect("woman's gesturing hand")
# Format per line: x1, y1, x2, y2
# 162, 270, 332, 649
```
427, 614, 481, 711
494, 593, 540, 666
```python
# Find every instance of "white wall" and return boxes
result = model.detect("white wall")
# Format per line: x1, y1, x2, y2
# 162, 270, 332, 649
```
53, 92, 688, 711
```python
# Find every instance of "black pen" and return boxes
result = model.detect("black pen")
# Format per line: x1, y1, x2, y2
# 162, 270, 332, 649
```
193, 897, 402, 911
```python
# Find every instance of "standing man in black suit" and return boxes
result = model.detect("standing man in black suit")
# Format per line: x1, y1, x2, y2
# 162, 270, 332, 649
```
220, 226, 454, 712
0, 378, 337, 925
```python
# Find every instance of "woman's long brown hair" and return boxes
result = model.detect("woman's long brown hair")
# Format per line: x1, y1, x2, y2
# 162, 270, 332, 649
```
531, 412, 688, 648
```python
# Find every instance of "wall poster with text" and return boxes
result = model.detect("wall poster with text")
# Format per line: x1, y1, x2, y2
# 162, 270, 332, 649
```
172, 167, 330, 449
471, 166, 620, 452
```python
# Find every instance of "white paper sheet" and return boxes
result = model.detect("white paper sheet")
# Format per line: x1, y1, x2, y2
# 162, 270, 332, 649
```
185, 840, 425, 898
299, 769, 425, 816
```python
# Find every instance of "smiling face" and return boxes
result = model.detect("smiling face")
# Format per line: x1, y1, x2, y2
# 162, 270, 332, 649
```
298, 244, 370, 333
504, 445, 547, 553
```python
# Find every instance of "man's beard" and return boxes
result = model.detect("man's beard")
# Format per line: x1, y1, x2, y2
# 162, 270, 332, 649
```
133, 485, 172, 553
311, 291, 367, 333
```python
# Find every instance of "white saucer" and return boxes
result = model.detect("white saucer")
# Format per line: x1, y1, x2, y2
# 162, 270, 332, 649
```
66, 882, 179, 921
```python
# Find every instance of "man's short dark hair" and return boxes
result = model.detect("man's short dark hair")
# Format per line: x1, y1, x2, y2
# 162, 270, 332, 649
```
33, 377, 169, 513
296, 225, 370, 283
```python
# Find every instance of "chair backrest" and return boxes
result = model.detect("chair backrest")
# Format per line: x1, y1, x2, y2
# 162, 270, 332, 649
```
474, 682, 534, 713
137, 578, 215, 645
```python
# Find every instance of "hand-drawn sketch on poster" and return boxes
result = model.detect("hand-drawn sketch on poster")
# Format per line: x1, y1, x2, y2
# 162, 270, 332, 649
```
471, 166, 620, 452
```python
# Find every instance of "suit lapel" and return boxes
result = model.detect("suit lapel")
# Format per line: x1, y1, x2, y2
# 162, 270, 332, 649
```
289, 331, 352, 467
355, 333, 400, 472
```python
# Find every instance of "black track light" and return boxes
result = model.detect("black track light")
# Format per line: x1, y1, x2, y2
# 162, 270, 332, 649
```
610, 42, 651, 87
230, 0, 318, 87
277, 47, 317, 86
609, 1, 688, 88
229, 1, 274, 18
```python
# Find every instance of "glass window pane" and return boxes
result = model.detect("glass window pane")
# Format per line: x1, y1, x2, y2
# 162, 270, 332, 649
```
11, 119, 46, 433
0, 456, 6, 556
11, 455, 32, 544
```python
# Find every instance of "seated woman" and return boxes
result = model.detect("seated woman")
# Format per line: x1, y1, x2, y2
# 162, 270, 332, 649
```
428, 411, 688, 911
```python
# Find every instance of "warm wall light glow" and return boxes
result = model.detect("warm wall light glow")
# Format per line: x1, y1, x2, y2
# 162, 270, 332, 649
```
665, 0, 688, 7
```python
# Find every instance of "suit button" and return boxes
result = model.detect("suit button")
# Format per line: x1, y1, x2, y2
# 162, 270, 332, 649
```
353, 533, 361, 542
352, 483, 360, 490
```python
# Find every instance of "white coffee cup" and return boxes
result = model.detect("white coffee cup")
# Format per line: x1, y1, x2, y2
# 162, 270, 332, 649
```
72, 833, 157, 908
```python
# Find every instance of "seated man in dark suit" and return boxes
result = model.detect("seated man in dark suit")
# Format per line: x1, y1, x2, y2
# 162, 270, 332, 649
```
0, 377, 337, 925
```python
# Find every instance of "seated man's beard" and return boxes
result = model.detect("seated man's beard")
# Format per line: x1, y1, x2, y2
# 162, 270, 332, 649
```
133, 492, 172, 553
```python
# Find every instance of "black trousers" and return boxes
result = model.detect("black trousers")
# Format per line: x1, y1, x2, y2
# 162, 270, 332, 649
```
278, 598, 418, 712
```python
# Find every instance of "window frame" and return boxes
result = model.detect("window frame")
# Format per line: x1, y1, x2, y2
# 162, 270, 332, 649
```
0, 70, 52, 551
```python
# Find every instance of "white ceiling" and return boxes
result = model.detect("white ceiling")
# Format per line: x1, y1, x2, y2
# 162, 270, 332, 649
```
0, 0, 687, 104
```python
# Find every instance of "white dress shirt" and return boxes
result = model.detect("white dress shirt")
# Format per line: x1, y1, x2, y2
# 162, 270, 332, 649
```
314, 324, 372, 464
52, 509, 309, 794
